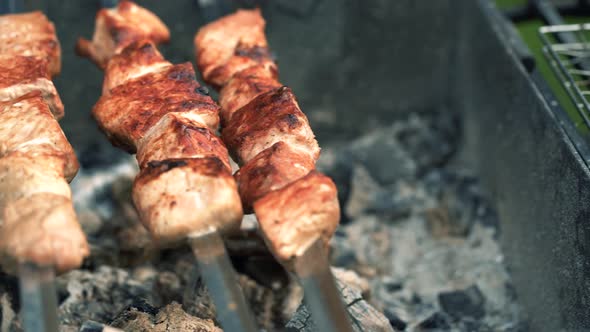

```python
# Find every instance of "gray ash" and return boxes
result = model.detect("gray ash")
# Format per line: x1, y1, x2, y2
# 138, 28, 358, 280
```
321, 111, 526, 331
0, 110, 525, 331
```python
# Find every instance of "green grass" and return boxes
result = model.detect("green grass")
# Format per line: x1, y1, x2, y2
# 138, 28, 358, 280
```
495, 1, 590, 133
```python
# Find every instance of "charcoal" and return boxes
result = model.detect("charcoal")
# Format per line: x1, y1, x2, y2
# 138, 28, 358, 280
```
0, 111, 524, 331
79, 320, 105, 332
330, 241, 358, 269
345, 165, 382, 219
155, 272, 182, 305
438, 285, 486, 320
415, 311, 451, 330
123, 298, 159, 316
339, 215, 393, 275
369, 181, 425, 220
459, 318, 493, 332
182, 273, 216, 322
0, 272, 19, 312
394, 112, 460, 174
347, 128, 417, 184
423, 169, 499, 237
329, 114, 523, 330
238, 273, 286, 329
382, 279, 403, 293
316, 149, 355, 222
57, 267, 156, 327
345, 165, 419, 220
383, 308, 407, 331
425, 203, 472, 238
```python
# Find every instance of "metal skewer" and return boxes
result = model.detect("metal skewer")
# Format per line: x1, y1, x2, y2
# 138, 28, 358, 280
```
293, 237, 355, 332
188, 229, 258, 332
18, 263, 59, 332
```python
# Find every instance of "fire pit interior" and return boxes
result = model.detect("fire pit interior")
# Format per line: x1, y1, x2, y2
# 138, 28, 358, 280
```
2, 0, 588, 331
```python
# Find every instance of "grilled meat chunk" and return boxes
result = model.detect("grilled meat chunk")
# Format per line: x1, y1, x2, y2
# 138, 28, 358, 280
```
0, 56, 64, 118
222, 86, 319, 165
137, 112, 231, 170
0, 193, 89, 274
76, 0, 170, 69
0, 154, 72, 208
103, 40, 171, 94
219, 64, 280, 124
194, 9, 274, 88
0, 93, 78, 180
133, 157, 242, 244
253, 171, 340, 262
0, 11, 61, 76
235, 142, 315, 212
93, 62, 220, 152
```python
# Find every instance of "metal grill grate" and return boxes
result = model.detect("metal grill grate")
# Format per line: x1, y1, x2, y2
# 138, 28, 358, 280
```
540, 24, 590, 129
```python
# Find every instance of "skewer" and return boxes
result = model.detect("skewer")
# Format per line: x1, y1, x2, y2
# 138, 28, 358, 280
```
192, 9, 355, 331
0, 7, 86, 332
189, 229, 258, 332
18, 263, 59, 332
74, 3, 260, 329
293, 237, 354, 332
0, 5, 60, 332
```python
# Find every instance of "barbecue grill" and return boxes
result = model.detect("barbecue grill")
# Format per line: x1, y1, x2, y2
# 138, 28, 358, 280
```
1, 0, 590, 331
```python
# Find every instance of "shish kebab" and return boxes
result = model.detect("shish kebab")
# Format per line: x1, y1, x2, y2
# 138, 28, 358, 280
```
0, 11, 89, 332
76, 2, 257, 331
195, 9, 354, 332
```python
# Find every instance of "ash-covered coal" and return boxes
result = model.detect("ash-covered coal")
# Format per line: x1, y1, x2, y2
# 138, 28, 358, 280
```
320, 111, 527, 331
0, 110, 525, 332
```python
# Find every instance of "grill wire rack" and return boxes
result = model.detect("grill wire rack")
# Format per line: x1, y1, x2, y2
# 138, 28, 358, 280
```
540, 23, 590, 130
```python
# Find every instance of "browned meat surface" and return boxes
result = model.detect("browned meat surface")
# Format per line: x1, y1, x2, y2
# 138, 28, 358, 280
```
0, 56, 64, 118
205, 48, 277, 89
93, 62, 220, 153
102, 40, 171, 94
76, 0, 170, 69
222, 86, 320, 165
235, 142, 315, 212
0, 93, 78, 180
0, 193, 89, 274
0, 153, 72, 207
133, 157, 242, 244
0, 94, 87, 273
137, 113, 231, 170
80, 5, 243, 244
194, 9, 274, 88
219, 64, 280, 125
253, 171, 340, 262
196, 9, 340, 264
0, 11, 61, 76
